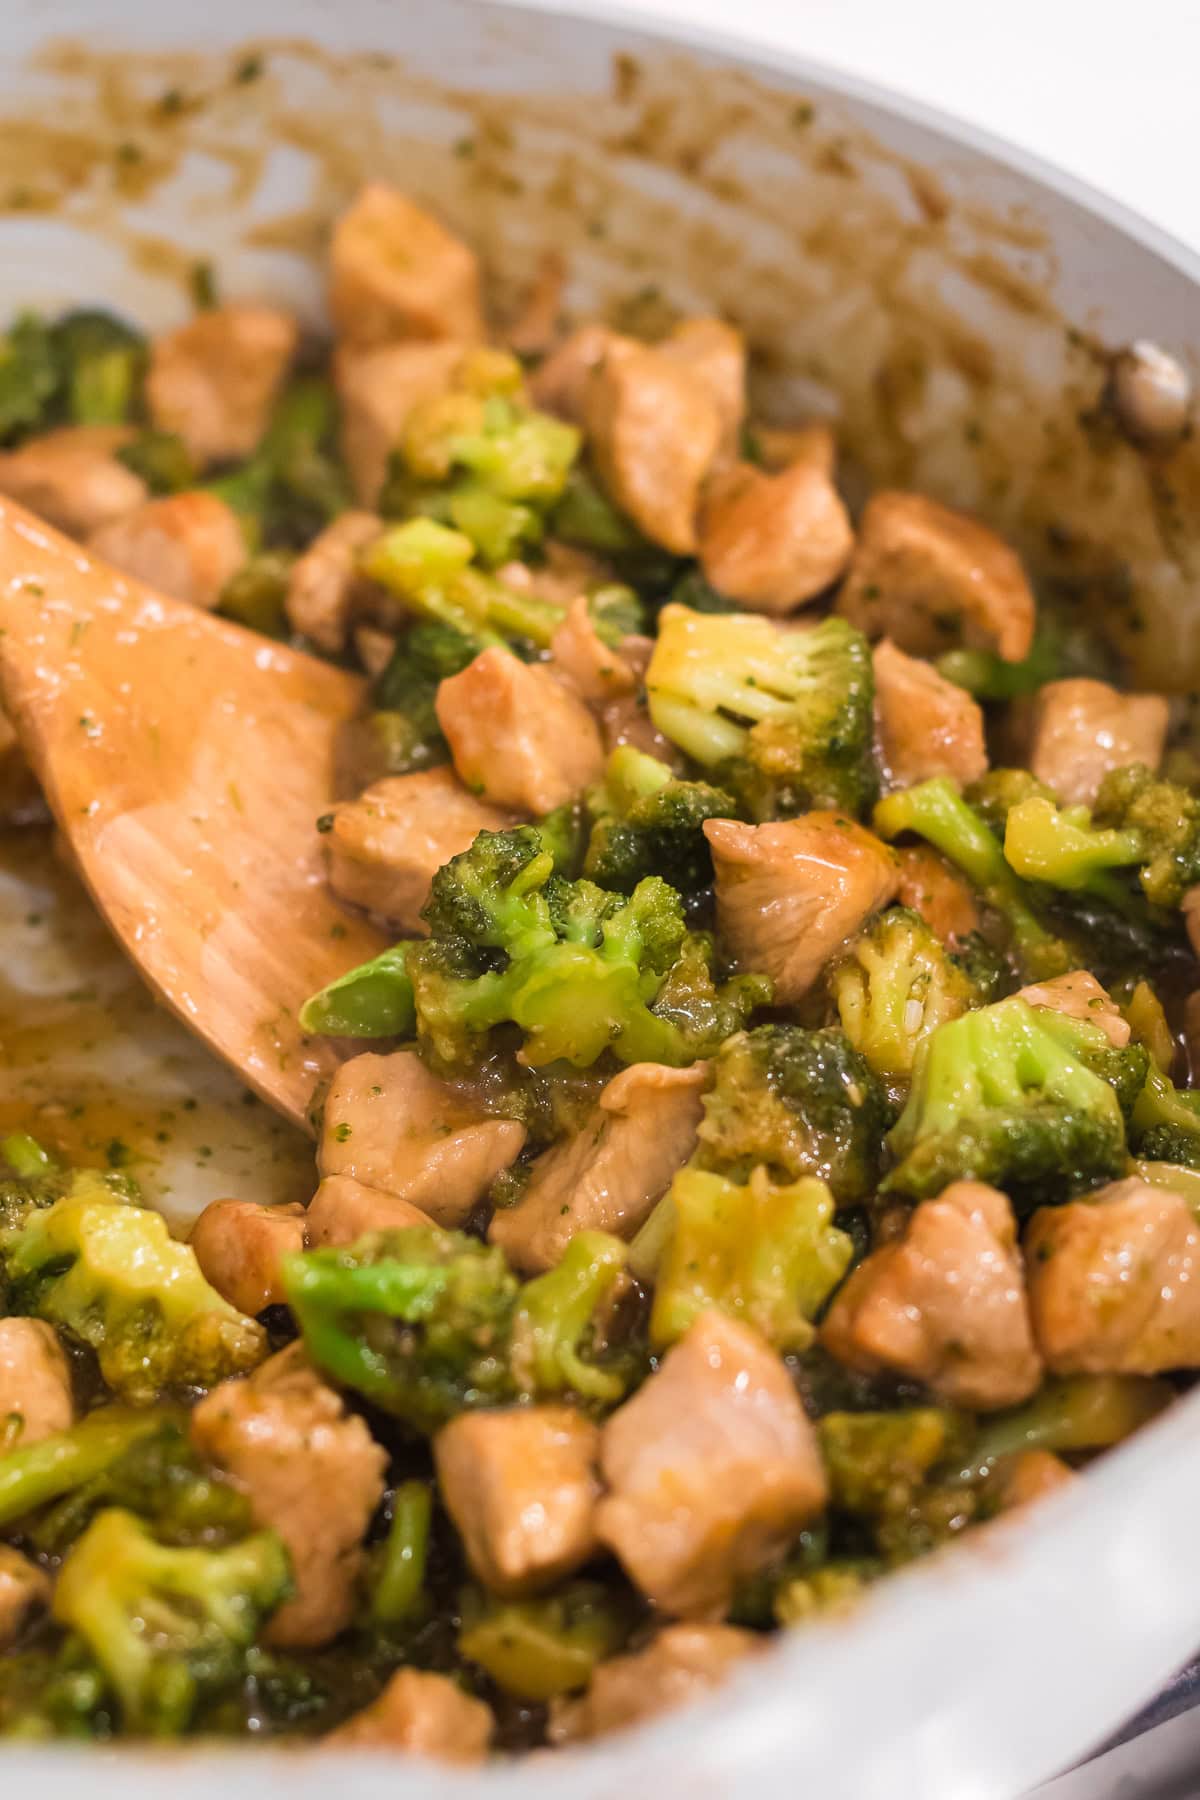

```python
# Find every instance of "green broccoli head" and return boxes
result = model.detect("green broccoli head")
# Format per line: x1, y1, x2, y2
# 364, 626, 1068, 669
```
115, 429, 198, 496
646, 606, 878, 820
649, 1166, 853, 1352
583, 746, 738, 897
832, 906, 995, 1102
1130, 1064, 1200, 1168
210, 376, 348, 551
883, 995, 1141, 1205
1092, 764, 1200, 908
509, 1229, 639, 1406
53, 1507, 290, 1736
359, 516, 567, 654
0, 313, 60, 441
695, 1024, 888, 1204
51, 309, 146, 427
936, 626, 1066, 702
817, 1407, 975, 1565
0, 1168, 266, 1403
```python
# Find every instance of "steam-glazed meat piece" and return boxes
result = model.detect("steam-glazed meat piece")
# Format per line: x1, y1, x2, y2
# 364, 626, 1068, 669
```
435, 648, 605, 814
595, 1310, 827, 1616
329, 184, 484, 348
327, 1668, 493, 1760
189, 1201, 306, 1317
838, 491, 1035, 663
549, 596, 639, 702
549, 1625, 759, 1744
145, 303, 297, 466
698, 458, 854, 613
191, 1343, 386, 1647
872, 638, 988, 788
1027, 1177, 1200, 1375
894, 844, 980, 943
325, 768, 516, 932
0, 425, 146, 537
304, 1175, 431, 1248
529, 323, 619, 422
88, 492, 247, 610
992, 1450, 1076, 1513
489, 1062, 708, 1273
822, 1181, 1042, 1409
318, 1050, 525, 1229
1016, 970, 1130, 1048
1028, 678, 1169, 806
285, 510, 383, 652
334, 340, 466, 505
658, 317, 747, 461
434, 1406, 601, 1596
0, 1318, 74, 1447
706, 812, 899, 1002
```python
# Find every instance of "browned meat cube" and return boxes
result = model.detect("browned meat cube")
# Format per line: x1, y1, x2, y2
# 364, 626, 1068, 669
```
88, 492, 247, 610
894, 844, 980, 944
529, 323, 619, 422
326, 768, 516, 933
334, 339, 466, 506
434, 1406, 601, 1597
583, 337, 723, 553
755, 422, 837, 476
658, 317, 747, 462
0, 425, 146, 537
490, 1062, 708, 1273
821, 1181, 1042, 1409
189, 1200, 306, 1317
549, 1624, 759, 1744
145, 303, 297, 466
991, 1449, 1076, 1514
596, 1310, 827, 1616
838, 491, 1035, 663
873, 638, 988, 789
1027, 1177, 1200, 1375
0, 1546, 50, 1650
1028, 678, 1169, 806
506, 250, 566, 358
549, 596, 639, 703
319, 1050, 525, 1229
191, 1342, 386, 1647
435, 647, 605, 814
698, 458, 854, 613
706, 812, 899, 1002
285, 510, 383, 653
305, 1175, 431, 1248
329, 184, 484, 349
327, 1667, 493, 1760
1015, 970, 1130, 1048
0, 1318, 74, 1447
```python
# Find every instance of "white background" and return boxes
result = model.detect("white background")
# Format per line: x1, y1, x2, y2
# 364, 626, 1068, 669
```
509, 0, 1200, 253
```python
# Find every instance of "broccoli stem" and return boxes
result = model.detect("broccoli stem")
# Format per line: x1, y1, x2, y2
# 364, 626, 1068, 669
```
0, 1408, 173, 1529
2, 1131, 55, 1179
298, 944, 416, 1039
370, 1480, 432, 1626
952, 1376, 1172, 1484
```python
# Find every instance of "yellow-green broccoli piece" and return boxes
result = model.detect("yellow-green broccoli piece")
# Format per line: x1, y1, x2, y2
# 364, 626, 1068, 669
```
1005, 764, 1200, 915
1130, 1063, 1200, 1169
458, 1581, 628, 1701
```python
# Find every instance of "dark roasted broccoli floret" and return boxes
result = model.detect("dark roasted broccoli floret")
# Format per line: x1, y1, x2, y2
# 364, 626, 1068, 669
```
645, 606, 878, 819
882, 995, 1144, 1205
53, 1507, 290, 1736
583, 746, 737, 897
210, 376, 348, 550
694, 1023, 887, 1205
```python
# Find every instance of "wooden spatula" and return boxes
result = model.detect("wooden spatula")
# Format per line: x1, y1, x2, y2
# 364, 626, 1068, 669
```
0, 498, 387, 1133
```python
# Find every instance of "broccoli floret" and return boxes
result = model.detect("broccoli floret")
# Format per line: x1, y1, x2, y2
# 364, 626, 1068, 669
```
1094, 765, 1200, 908
831, 906, 993, 1102
210, 377, 349, 551
0, 313, 59, 441
403, 825, 767, 1072
874, 776, 1072, 979
367, 1480, 432, 1628
0, 1169, 266, 1402
0, 1638, 109, 1741
587, 582, 647, 645
298, 944, 415, 1039
648, 1166, 853, 1352
695, 1024, 888, 1205
53, 1507, 290, 1735
966, 768, 1059, 838
883, 995, 1141, 1205
549, 462, 647, 555
1002, 793, 1144, 912
582, 745, 737, 896
218, 552, 293, 638
333, 618, 479, 785
773, 1560, 881, 1627
0, 1406, 170, 1531
458, 1581, 628, 1701
116, 430, 197, 495
1130, 1064, 1200, 1168
646, 606, 878, 819
818, 1407, 978, 1563
50, 309, 145, 426
936, 626, 1065, 701
361, 516, 569, 654
509, 1230, 636, 1404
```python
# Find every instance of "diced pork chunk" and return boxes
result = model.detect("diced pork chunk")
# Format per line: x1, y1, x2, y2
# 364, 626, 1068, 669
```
583, 337, 723, 553
549, 596, 639, 702
326, 767, 516, 932
0, 1546, 50, 1650
88, 492, 246, 610
548, 1624, 758, 1745
327, 1667, 493, 1759
335, 340, 466, 505
435, 1406, 601, 1597
436, 647, 605, 814
0, 1319, 74, 1447
698, 458, 854, 613
490, 1063, 707, 1273
837, 491, 1035, 663
190, 1342, 386, 1647
873, 638, 988, 788
596, 1310, 827, 1616
992, 1449, 1076, 1514
305, 1175, 431, 1248
319, 1050, 525, 1228
285, 510, 383, 652
706, 812, 899, 1003
145, 304, 297, 466
822, 1181, 1042, 1409
529, 323, 619, 422
1028, 678, 1169, 806
329, 184, 484, 349
506, 249, 565, 358
0, 425, 146, 537
189, 1200, 306, 1317
1027, 1177, 1200, 1375
658, 318, 747, 461
895, 844, 980, 943
756, 422, 837, 477
1016, 970, 1130, 1049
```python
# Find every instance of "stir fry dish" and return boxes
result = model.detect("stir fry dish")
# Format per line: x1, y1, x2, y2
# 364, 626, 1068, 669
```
1, 181, 1199, 1762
